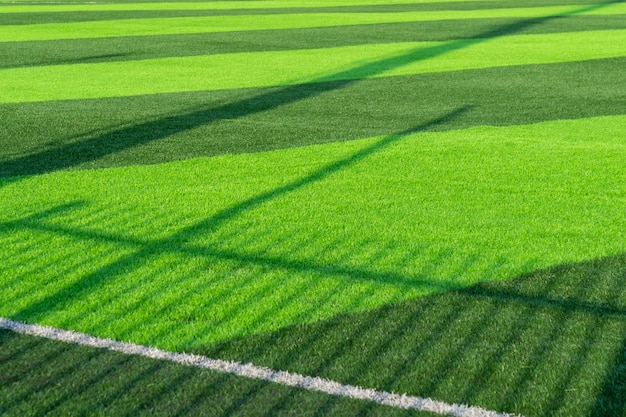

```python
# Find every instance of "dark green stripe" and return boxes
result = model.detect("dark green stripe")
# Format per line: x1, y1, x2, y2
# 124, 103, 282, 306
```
2, 15, 625, 68
2, 0, 620, 25
1, 57, 624, 177
0, 331, 423, 417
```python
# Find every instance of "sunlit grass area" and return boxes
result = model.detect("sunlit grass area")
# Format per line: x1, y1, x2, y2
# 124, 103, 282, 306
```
1, 0, 625, 416
2, 115, 625, 348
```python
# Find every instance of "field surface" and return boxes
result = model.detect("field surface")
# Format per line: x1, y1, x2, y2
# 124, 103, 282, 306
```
1, 0, 625, 416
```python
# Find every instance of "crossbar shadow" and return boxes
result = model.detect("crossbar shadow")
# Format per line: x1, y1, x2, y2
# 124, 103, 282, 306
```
4, 104, 470, 323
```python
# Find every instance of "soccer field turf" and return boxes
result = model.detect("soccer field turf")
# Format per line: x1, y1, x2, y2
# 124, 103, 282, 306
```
1, 0, 625, 416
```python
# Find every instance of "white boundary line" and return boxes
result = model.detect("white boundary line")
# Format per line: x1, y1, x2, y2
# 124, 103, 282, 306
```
1, 317, 520, 417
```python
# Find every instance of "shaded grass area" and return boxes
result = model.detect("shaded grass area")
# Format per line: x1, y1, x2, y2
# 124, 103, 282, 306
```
202, 253, 626, 417
0, 0, 486, 9
0, 331, 429, 417
2, 57, 625, 177
1, 252, 623, 417
1, 115, 625, 349
4, 15, 626, 68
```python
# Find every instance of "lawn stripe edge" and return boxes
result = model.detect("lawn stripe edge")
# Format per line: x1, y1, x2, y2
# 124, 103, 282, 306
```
0, 317, 521, 417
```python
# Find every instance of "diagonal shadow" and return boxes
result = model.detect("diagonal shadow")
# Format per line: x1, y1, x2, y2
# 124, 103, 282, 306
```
3, 0, 623, 348
0, 1, 615, 178
2, 3, 625, 415
7, 105, 470, 323
202, 252, 626, 417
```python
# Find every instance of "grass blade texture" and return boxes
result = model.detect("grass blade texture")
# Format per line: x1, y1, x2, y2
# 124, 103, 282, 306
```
1, 0, 625, 416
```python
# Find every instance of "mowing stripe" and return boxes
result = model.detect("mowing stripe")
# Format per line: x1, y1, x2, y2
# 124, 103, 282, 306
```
0, 0, 611, 14
1, 59, 624, 176
2, 4, 625, 42
2, 29, 625, 104
0, 317, 520, 417
4, 16, 626, 69
0, 0, 486, 13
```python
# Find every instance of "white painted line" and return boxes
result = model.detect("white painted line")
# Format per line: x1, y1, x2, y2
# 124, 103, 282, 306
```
1, 317, 520, 417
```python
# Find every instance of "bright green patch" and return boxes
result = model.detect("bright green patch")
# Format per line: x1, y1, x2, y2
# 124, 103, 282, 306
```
2, 115, 625, 350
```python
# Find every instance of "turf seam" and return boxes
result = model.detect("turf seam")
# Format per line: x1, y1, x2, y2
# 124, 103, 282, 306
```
0, 317, 521, 417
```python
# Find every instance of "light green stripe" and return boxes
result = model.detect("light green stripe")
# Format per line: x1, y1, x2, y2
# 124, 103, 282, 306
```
0, 0, 502, 13
2, 29, 625, 104
2, 4, 625, 42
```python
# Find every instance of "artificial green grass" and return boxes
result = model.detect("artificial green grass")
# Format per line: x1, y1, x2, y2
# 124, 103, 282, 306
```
0, 0, 475, 13
0, 330, 431, 417
2, 0, 622, 23
3, 16, 626, 69
2, 57, 625, 177
204, 252, 626, 417
1, 245, 624, 417
2, 115, 625, 349
3, 3, 625, 42
6, 0, 620, 13
3, 28, 626, 103
2, 1, 626, 415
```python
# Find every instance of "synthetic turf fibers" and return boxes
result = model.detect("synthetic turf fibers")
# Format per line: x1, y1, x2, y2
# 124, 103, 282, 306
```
0, 318, 517, 417
2, 115, 625, 347
3, 16, 626, 68
3, 3, 625, 41
2, 57, 626, 176
0, 329, 436, 417
1, 0, 625, 416
3, 29, 626, 103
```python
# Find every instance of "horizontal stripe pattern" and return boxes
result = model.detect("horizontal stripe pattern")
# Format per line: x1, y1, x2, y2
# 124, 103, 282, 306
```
2, 56, 625, 176
2, 4, 625, 41
2, 3, 625, 415
0, 0, 490, 13
2, 114, 625, 347
2, 0, 620, 21
3, 15, 626, 68
1, 0, 625, 168
2, 29, 626, 103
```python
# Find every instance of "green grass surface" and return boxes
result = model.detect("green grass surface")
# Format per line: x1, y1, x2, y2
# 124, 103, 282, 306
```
0, 0, 474, 12
2, 115, 625, 347
0, 0, 618, 11
3, 29, 626, 103
2, 0, 626, 415
3, 3, 625, 42
0, 331, 430, 417
2, 246, 624, 417
2, 0, 623, 21
205, 252, 626, 417
3, 57, 625, 176
3, 16, 626, 68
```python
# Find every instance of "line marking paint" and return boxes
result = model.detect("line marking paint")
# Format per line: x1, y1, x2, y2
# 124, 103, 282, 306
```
0, 317, 520, 417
